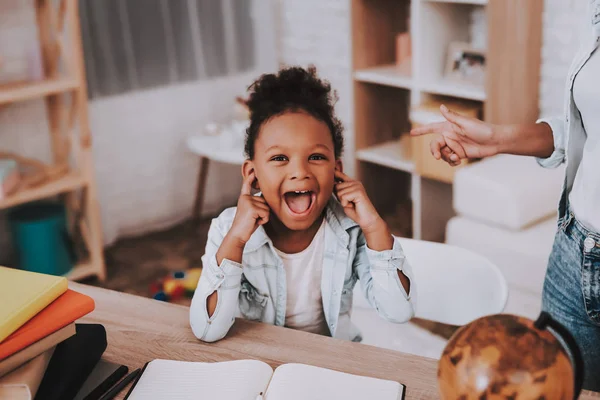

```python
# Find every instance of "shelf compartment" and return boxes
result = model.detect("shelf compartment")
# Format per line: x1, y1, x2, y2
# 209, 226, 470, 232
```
354, 65, 412, 90
419, 80, 486, 101
356, 139, 415, 173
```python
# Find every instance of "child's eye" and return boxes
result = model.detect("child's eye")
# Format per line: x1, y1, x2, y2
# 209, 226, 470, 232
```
309, 154, 327, 161
270, 155, 288, 162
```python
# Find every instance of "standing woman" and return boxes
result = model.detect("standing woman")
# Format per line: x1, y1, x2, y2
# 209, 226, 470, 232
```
411, 1, 600, 390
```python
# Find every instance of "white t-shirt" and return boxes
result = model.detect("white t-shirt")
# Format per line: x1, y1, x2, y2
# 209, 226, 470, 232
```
570, 48, 600, 231
274, 220, 329, 335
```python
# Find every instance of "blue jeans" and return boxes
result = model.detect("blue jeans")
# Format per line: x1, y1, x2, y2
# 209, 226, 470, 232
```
542, 210, 600, 391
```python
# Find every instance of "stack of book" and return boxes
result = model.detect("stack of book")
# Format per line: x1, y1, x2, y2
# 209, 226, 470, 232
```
0, 266, 96, 399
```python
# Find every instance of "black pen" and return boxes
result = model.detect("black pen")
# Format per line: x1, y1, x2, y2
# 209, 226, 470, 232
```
98, 368, 141, 400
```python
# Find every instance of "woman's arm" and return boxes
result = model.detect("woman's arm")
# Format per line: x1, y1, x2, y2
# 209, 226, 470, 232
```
533, 116, 567, 168
410, 105, 562, 166
496, 122, 555, 158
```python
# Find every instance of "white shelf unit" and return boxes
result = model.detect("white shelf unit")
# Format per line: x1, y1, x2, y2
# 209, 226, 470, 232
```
354, 65, 413, 90
356, 140, 415, 173
415, 1, 485, 102
418, 80, 486, 101
352, 0, 543, 241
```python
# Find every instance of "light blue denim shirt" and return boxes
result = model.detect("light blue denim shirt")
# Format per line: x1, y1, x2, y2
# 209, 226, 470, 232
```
537, 0, 600, 197
190, 197, 416, 343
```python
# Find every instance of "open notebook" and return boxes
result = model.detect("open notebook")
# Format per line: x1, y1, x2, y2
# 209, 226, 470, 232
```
125, 359, 404, 400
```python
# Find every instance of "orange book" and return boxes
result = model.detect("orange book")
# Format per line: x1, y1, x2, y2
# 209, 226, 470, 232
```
0, 290, 95, 360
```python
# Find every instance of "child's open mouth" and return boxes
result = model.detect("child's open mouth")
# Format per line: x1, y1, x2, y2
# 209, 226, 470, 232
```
283, 190, 316, 216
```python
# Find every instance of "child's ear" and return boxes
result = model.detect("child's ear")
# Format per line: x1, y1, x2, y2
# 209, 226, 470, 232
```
335, 159, 343, 174
242, 160, 260, 190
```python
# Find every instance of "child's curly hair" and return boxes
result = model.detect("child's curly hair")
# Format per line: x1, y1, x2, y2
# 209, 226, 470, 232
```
244, 65, 344, 160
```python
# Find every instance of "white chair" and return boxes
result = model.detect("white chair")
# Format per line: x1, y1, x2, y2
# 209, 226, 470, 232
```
351, 237, 508, 358
399, 237, 507, 324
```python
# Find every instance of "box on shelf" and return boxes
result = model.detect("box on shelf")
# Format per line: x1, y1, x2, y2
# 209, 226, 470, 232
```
410, 98, 482, 184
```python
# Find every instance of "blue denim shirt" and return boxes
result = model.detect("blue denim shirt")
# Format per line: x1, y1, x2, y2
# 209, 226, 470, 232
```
537, 0, 600, 199
190, 197, 416, 343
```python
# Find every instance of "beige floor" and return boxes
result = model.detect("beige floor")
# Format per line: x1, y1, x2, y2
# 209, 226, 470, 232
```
83, 218, 207, 297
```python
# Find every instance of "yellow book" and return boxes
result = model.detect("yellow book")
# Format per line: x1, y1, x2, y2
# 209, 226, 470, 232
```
0, 267, 68, 343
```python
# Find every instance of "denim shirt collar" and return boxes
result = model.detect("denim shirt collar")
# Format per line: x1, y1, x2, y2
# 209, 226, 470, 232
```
592, 0, 600, 45
242, 196, 358, 254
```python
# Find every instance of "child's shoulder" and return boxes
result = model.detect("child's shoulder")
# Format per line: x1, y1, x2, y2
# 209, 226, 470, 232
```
210, 206, 238, 233
217, 206, 238, 221
212, 194, 265, 232
210, 206, 268, 250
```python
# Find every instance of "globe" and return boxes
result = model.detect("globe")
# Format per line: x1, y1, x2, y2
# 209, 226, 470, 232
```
438, 313, 581, 400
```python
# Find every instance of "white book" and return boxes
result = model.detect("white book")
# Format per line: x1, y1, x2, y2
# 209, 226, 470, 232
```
125, 359, 404, 400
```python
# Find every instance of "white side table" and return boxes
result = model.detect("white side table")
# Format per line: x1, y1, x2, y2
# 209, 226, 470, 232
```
187, 135, 245, 220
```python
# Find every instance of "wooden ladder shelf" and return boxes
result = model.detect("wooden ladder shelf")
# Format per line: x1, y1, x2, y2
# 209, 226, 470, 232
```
0, 0, 106, 281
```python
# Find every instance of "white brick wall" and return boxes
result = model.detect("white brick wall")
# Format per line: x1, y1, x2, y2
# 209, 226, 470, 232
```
277, 0, 355, 176
0, 0, 590, 257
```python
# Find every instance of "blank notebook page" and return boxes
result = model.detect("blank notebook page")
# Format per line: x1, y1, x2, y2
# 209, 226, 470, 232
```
264, 363, 403, 400
127, 359, 273, 400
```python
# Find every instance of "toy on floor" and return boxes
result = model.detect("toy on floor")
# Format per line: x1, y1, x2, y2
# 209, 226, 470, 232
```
150, 268, 202, 302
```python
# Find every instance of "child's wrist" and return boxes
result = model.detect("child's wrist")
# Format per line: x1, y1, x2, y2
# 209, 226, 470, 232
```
361, 216, 387, 236
362, 218, 394, 251
216, 233, 246, 266
224, 231, 248, 250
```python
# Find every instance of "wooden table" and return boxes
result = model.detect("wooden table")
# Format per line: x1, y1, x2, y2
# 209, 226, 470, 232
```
72, 283, 600, 400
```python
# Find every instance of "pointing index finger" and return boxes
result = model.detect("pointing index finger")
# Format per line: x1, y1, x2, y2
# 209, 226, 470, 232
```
410, 122, 448, 137
241, 171, 256, 196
